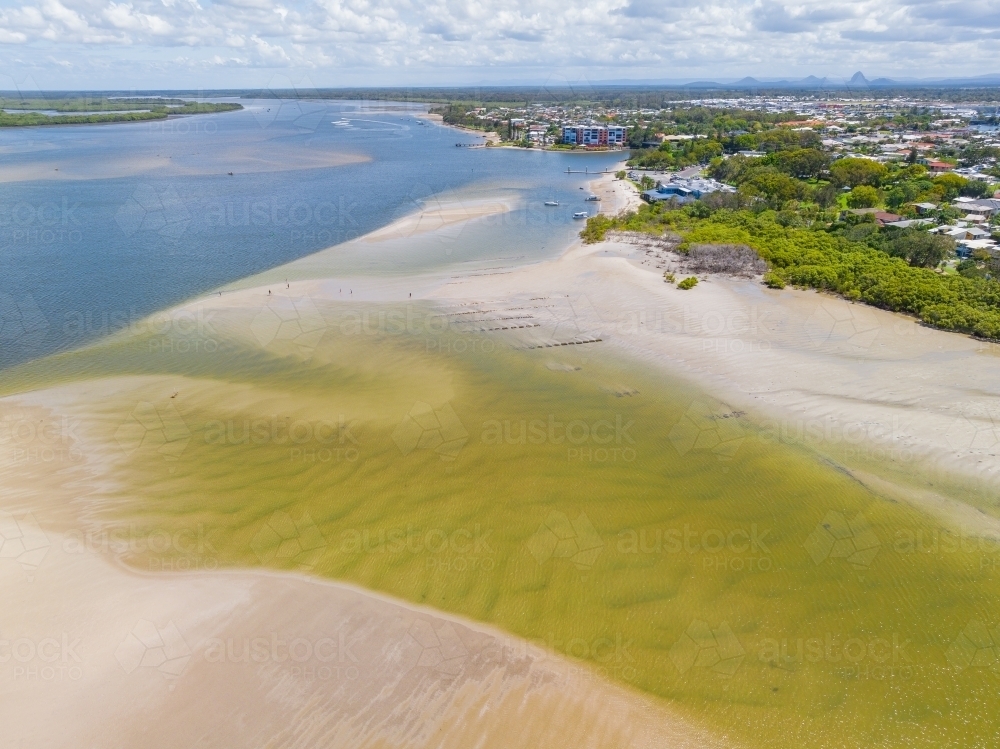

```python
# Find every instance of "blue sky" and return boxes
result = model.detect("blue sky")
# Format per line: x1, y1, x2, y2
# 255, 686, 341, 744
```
0, 0, 997, 89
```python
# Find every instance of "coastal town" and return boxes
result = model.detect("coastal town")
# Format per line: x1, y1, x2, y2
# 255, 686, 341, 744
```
437, 93, 1000, 267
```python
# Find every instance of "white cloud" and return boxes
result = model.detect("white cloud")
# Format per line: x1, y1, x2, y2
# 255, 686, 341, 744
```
103, 2, 173, 34
0, 0, 998, 86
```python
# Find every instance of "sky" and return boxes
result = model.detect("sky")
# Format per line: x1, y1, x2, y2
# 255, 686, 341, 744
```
0, 0, 998, 89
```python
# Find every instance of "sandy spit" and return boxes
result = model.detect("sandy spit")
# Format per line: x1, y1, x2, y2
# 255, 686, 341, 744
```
108, 171, 1000, 509
0, 146, 370, 183
422, 178, 1000, 522
0, 478, 720, 749
8, 170, 1000, 747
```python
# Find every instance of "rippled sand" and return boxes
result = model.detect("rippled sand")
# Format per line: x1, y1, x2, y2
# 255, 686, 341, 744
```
3, 174, 1000, 749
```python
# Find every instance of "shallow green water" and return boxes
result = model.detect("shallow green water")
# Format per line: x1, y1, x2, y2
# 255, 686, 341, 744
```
7, 301, 1000, 749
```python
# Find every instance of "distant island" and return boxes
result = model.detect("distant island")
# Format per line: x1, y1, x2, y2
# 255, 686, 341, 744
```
0, 96, 242, 127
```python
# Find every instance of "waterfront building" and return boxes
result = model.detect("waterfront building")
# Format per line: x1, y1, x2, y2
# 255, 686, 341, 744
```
562, 124, 628, 147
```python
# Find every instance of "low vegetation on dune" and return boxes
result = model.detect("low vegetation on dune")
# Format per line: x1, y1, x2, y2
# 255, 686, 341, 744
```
583, 200, 1000, 339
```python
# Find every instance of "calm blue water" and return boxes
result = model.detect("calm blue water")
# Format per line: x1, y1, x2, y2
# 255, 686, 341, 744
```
0, 100, 624, 368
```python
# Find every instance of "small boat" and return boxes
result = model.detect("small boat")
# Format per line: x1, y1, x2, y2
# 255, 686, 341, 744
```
544, 200, 559, 206
573, 212, 588, 220
586, 195, 600, 201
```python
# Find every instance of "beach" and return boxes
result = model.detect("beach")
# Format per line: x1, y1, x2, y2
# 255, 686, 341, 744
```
154, 171, 998, 510
426, 181, 1000, 525
1, 531, 720, 749
3, 169, 1000, 748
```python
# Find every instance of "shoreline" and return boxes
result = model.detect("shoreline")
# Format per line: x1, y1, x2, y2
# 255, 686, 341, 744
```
0, 523, 722, 749
421, 112, 502, 144
0, 373, 725, 748
425, 226, 1000, 520
424, 112, 629, 154
17, 169, 996, 515
4, 170, 1000, 747
9, 164, 995, 520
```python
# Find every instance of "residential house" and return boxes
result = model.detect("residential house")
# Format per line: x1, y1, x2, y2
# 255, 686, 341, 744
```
641, 177, 734, 204
923, 160, 954, 173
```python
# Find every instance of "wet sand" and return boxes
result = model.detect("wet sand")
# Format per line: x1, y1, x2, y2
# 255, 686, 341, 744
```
4, 170, 999, 747
426, 225, 1000, 522
0, 144, 369, 183
360, 196, 515, 242
0, 394, 721, 749
191, 171, 1000, 515
94, 170, 1000, 509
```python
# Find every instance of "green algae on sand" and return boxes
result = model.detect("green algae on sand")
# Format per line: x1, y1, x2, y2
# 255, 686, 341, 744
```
7, 299, 1000, 749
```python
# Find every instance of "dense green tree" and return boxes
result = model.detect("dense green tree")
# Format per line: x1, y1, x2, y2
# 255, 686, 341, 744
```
812, 184, 840, 208
756, 128, 822, 152
885, 182, 922, 210
846, 186, 881, 208
933, 173, 968, 200
878, 229, 954, 268
581, 205, 1000, 340
960, 180, 993, 198
765, 148, 830, 179
830, 158, 888, 188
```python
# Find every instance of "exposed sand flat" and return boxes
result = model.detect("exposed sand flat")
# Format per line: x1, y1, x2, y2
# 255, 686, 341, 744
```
0, 146, 369, 183
428, 234, 1000, 517
360, 196, 516, 242
1, 551, 722, 749
123, 170, 1000, 513
0, 490, 719, 749
8, 170, 1000, 747
0, 366, 724, 749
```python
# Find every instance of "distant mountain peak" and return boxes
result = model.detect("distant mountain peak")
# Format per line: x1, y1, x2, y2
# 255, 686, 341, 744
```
849, 71, 868, 85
